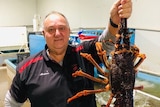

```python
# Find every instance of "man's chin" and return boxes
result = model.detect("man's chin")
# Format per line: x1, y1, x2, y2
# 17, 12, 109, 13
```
54, 45, 67, 50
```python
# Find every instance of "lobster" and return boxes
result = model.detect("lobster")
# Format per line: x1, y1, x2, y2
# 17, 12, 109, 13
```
67, 18, 146, 107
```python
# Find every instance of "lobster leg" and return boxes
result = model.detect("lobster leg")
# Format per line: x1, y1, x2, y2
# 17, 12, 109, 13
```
131, 45, 146, 70
67, 85, 110, 103
95, 42, 111, 70
134, 53, 146, 70
72, 70, 108, 84
80, 52, 108, 77
106, 93, 114, 107
68, 69, 110, 103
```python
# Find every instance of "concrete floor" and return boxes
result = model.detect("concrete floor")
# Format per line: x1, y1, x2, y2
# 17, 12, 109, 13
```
0, 67, 30, 107
0, 67, 11, 107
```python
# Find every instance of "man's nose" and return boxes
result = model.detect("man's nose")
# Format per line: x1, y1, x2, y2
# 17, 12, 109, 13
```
55, 29, 61, 35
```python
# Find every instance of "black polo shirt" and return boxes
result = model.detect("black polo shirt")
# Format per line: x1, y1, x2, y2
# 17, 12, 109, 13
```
10, 39, 101, 107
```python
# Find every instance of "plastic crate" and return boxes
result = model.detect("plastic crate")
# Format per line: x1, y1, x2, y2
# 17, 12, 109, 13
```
16, 52, 30, 64
29, 34, 46, 55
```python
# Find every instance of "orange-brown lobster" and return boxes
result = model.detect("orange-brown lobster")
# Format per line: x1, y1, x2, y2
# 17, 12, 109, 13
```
67, 18, 146, 107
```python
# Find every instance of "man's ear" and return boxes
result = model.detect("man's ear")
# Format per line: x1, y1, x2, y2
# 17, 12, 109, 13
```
42, 31, 45, 36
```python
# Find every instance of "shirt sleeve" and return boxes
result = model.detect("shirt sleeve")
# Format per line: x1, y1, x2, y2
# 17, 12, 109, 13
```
4, 90, 23, 107
98, 29, 116, 56
9, 66, 28, 103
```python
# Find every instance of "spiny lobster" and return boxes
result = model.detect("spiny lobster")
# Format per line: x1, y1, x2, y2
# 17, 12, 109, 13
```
67, 18, 146, 107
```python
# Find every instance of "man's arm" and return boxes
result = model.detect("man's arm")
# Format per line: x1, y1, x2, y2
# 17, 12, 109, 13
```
99, 0, 132, 55
4, 91, 23, 107
109, 0, 132, 36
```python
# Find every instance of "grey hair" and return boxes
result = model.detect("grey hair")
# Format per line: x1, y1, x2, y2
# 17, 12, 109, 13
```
43, 11, 70, 29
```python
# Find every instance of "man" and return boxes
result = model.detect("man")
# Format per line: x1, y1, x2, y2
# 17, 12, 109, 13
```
5, 0, 132, 107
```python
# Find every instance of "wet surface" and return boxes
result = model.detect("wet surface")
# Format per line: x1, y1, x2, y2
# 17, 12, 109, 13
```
96, 90, 160, 107
95, 79, 160, 107
135, 78, 160, 98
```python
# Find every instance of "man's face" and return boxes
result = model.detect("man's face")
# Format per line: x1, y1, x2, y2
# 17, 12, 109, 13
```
43, 14, 70, 52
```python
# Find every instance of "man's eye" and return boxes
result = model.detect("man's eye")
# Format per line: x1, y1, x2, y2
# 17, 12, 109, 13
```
59, 27, 65, 31
48, 28, 55, 33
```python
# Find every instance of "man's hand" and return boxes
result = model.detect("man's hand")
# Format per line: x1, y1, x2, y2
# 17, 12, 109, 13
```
109, 0, 132, 35
110, 0, 132, 25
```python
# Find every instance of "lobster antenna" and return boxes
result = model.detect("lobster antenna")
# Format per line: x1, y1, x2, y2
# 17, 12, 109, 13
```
121, 18, 128, 36
120, 18, 131, 50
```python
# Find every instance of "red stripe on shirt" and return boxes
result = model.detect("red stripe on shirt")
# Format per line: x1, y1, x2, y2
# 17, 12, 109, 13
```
72, 45, 84, 52
19, 56, 43, 73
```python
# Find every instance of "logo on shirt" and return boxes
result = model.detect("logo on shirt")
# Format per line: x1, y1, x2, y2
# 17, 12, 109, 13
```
40, 70, 49, 76
72, 45, 84, 52
72, 64, 79, 71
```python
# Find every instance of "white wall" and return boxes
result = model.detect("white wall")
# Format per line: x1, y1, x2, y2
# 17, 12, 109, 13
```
0, 0, 37, 26
37, 0, 116, 29
37, 0, 160, 31
0, 0, 160, 30
128, 0, 160, 31
135, 29, 160, 75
